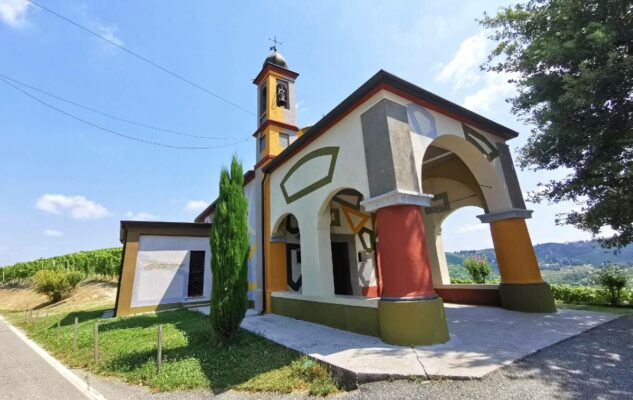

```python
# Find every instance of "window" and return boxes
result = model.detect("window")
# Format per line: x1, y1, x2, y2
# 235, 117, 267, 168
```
187, 251, 205, 297
259, 134, 266, 153
259, 84, 267, 117
278, 132, 289, 148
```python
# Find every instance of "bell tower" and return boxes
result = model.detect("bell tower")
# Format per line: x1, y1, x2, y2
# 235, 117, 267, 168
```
253, 41, 299, 166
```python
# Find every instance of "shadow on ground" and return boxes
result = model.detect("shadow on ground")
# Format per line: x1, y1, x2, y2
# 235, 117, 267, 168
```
93, 310, 302, 394
344, 317, 633, 400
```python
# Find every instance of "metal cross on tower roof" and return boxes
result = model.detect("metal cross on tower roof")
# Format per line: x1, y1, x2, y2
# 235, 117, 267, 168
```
269, 35, 282, 52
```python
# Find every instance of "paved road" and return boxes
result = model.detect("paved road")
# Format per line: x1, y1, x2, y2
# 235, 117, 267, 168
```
339, 316, 633, 400
0, 317, 89, 400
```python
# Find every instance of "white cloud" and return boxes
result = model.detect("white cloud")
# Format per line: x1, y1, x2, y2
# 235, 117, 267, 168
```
97, 23, 123, 47
455, 223, 488, 234
36, 194, 110, 220
462, 71, 516, 113
436, 32, 488, 91
185, 200, 209, 212
124, 211, 158, 221
435, 31, 517, 113
0, 0, 30, 28
43, 229, 63, 237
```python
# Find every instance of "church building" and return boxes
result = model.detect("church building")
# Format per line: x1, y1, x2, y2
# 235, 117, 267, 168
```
114, 49, 556, 345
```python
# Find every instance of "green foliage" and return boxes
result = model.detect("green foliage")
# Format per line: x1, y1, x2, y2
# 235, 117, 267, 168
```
32, 269, 85, 302
210, 155, 249, 344
463, 256, 492, 283
594, 265, 629, 305
550, 283, 633, 307
481, 1, 633, 248
1, 248, 121, 284
2, 308, 338, 394
292, 357, 338, 396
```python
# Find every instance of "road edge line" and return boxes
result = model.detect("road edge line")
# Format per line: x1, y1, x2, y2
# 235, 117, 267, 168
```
0, 315, 108, 400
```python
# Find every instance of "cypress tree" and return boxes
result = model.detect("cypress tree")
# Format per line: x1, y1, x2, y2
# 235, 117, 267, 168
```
210, 155, 249, 343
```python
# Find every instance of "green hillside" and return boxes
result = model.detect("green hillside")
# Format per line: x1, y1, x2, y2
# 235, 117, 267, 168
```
447, 240, 633, 285
1, 248, 122, 283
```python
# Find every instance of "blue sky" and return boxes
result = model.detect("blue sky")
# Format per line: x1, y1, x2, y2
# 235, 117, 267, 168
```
0, 0, 600, 266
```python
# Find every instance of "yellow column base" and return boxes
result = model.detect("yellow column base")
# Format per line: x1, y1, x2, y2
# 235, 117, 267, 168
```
378, 297, 449, 346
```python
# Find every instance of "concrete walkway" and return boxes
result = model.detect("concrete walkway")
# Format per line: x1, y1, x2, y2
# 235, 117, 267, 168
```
0, 317, 95, 400
239, 304, 618, 381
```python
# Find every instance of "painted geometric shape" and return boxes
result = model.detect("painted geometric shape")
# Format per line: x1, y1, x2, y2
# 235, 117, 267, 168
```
407, 104, 437, 138
247, 243, 257, 261
285, 214, 299, 235
280, 147, 340, 204
358, 226, 375, 252
285, 243, 302, 292
340, 204, 370, 234
462, 123, 499, 160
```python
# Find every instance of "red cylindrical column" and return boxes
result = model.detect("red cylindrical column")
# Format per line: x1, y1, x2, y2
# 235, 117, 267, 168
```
375, 204, 435, 299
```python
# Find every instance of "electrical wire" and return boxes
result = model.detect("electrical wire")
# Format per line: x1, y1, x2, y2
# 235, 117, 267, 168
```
0, 73, 241, 140
0, 77, 250, 150
26, 0, 255, 117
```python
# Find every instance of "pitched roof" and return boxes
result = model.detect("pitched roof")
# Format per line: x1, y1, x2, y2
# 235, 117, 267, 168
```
263, 70, 518, 174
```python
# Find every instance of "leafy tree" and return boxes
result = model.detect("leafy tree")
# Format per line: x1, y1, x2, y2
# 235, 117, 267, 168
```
594, 264, 628, 305
463, 256, 492, 284
480, 0, 633, 248
210, 155, 249, 344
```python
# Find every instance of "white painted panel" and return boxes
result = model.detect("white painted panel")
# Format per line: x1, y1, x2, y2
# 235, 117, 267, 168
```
131, 235, 211, 308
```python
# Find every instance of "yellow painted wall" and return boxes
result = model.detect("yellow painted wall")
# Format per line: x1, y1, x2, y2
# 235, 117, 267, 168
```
490, 218, 544, 284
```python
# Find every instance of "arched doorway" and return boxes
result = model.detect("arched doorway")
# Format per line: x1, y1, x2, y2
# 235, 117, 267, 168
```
420, 136, 502, 306
323, 189, 379, 297
272, 214, 302, 293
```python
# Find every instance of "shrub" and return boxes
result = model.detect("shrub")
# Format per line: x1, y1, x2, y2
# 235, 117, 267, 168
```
450, 277, 475, 284
463, 256, 492, 284
291, 357, 337, 396
210, 155, 249, 344
550, 284, 604, 305
32, 269, 84, 302
594, 265, 629, 305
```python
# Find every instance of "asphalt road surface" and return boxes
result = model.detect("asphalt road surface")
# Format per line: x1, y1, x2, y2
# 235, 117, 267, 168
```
0, 317, 90, 400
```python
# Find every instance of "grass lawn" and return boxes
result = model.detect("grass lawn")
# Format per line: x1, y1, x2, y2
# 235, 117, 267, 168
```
557, 302, 633, 316
1, 308, 337, 395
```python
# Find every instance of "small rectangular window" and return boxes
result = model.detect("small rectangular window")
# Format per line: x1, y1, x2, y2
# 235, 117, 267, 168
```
278, 132, 289, 148
187, 251, 205, 297
259, 134, 266, 153
259, 84, 267, 117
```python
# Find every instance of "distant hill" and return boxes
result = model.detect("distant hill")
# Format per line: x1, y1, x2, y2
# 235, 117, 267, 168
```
448, 240, 633, 270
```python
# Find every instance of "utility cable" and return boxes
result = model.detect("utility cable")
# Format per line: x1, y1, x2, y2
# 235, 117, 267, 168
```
26, 0, 255, 116
0, 73, 240, 140
0, 77, 249, 150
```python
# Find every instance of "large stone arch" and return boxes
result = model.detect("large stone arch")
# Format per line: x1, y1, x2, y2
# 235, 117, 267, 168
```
421, 133, 512, 213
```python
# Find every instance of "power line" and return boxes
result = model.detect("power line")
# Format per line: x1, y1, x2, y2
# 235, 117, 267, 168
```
26, 0, 255, 117
0, 77, 250, 150
0, 73, 239, 140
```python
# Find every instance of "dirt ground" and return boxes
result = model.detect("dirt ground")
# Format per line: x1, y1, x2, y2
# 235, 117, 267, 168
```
0, 278, 117, 313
